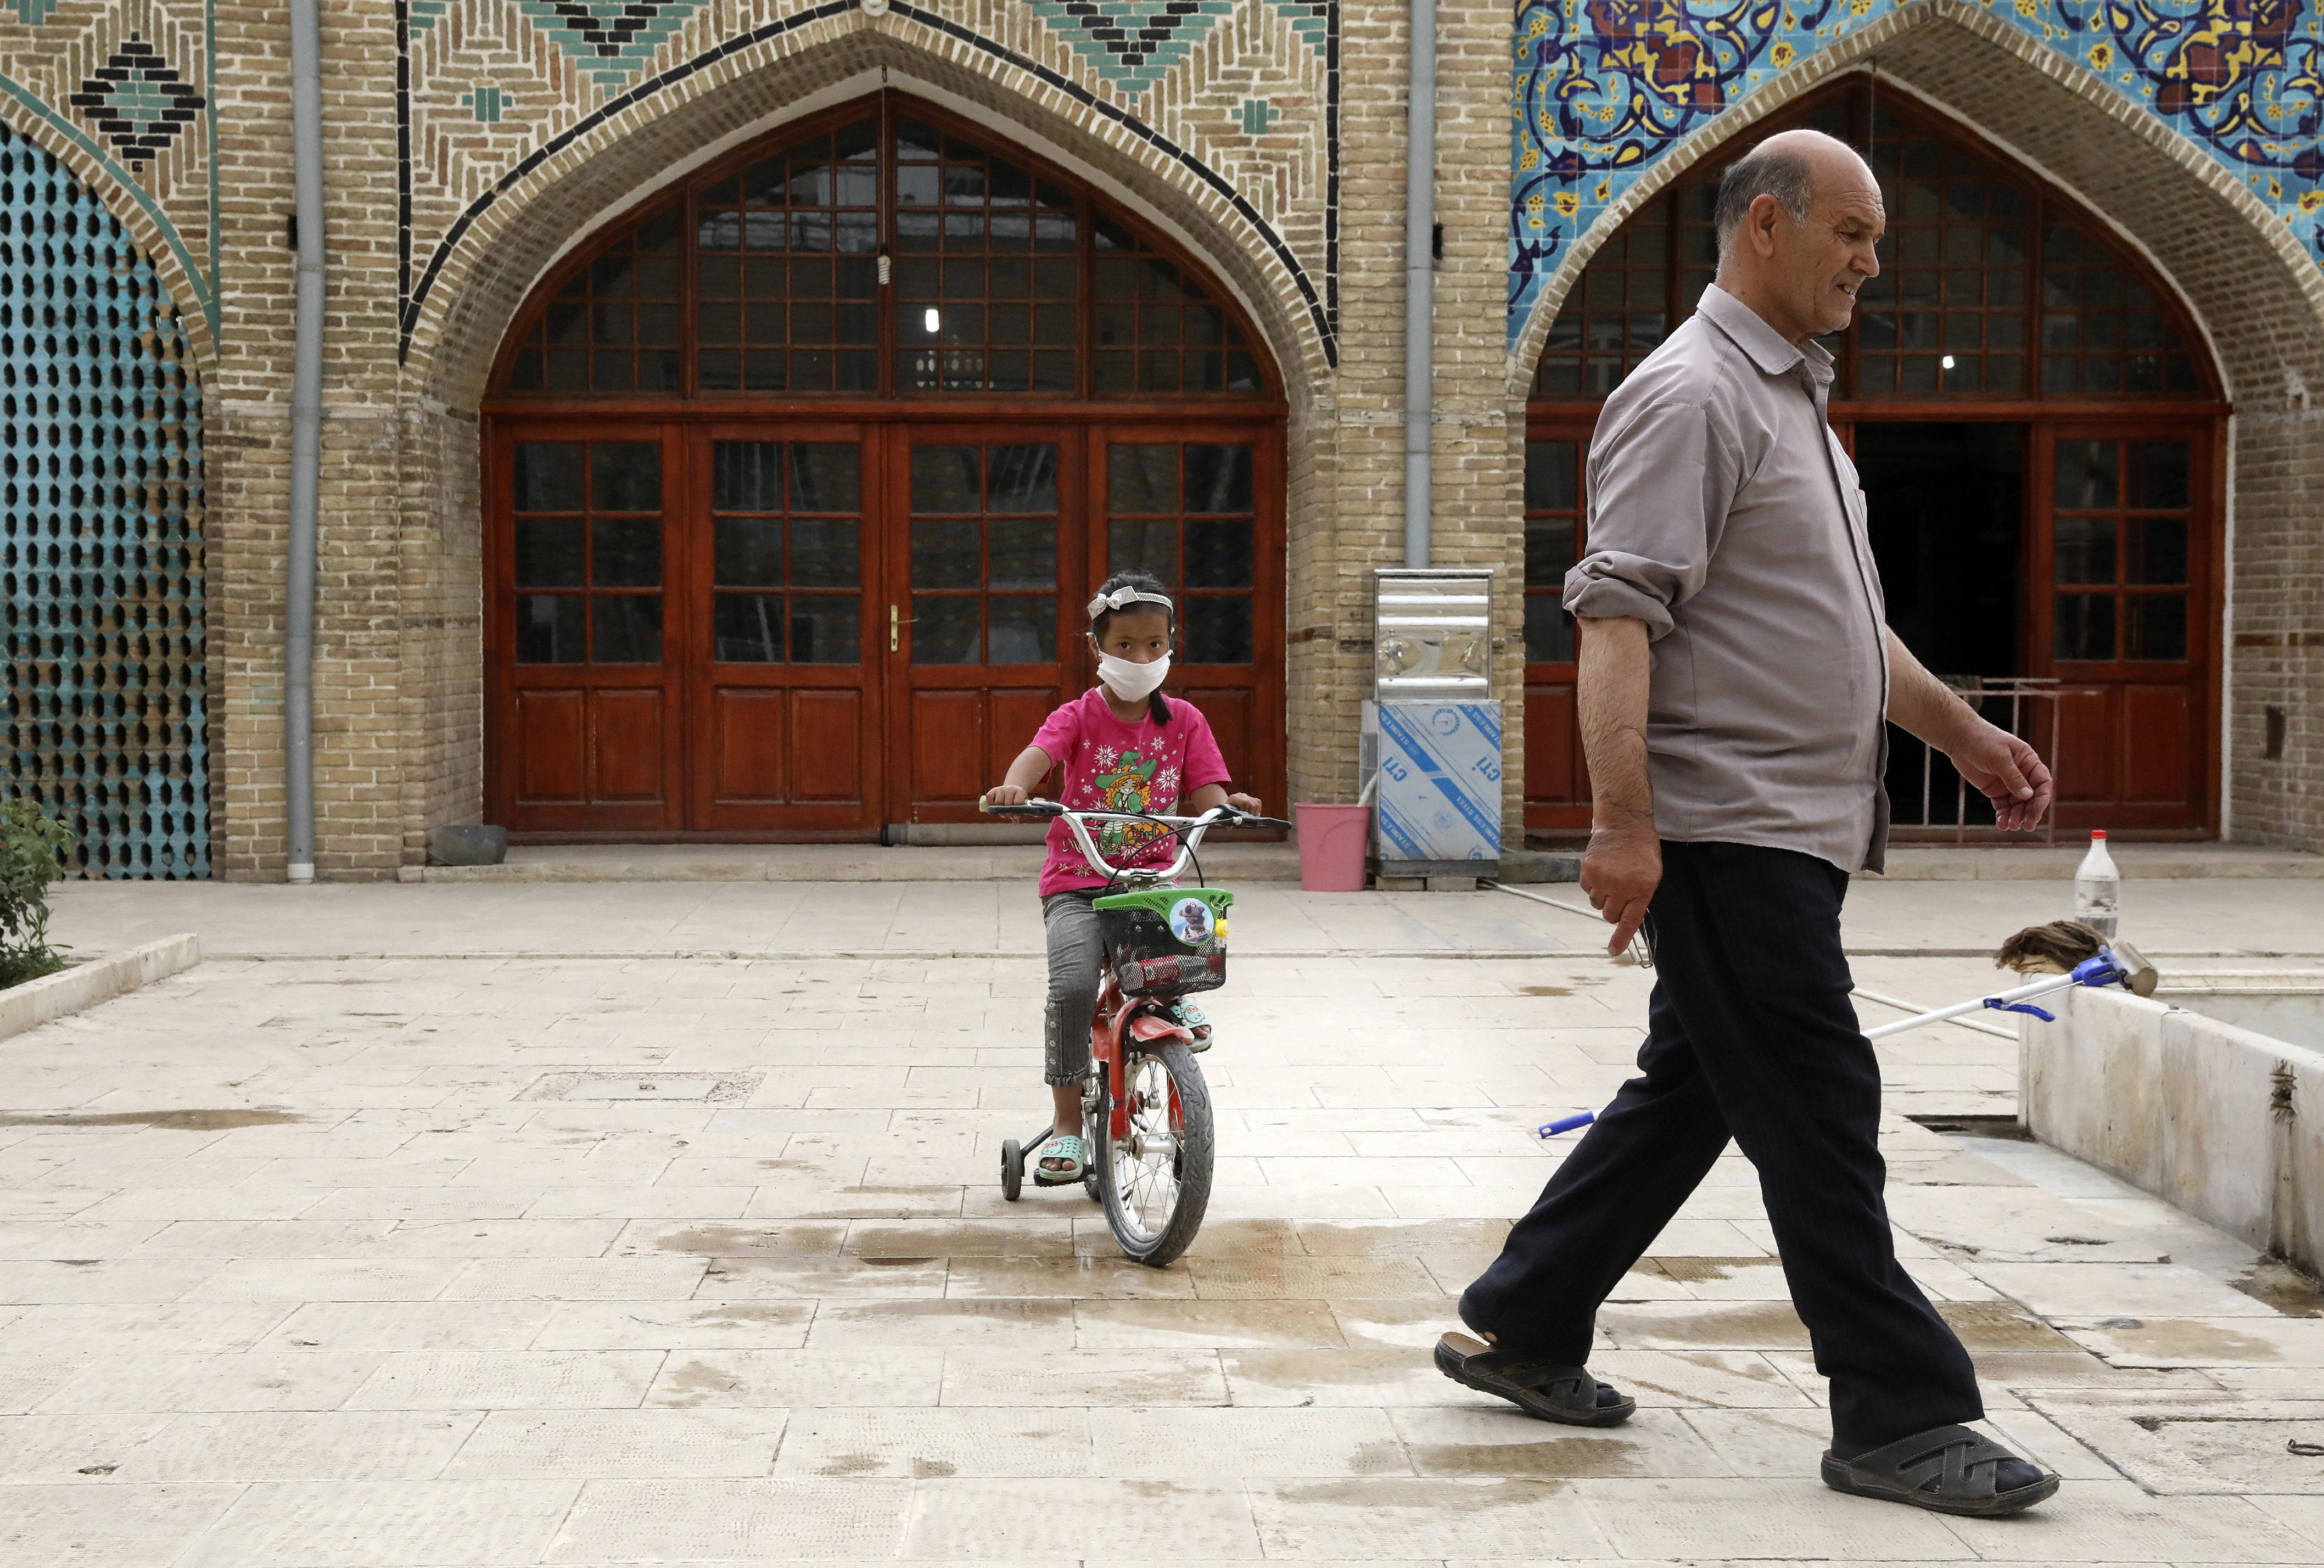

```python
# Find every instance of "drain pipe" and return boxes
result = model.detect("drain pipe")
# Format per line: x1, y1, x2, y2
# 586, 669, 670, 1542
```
285, 0, 323, 883
1402, 0, 1436, 568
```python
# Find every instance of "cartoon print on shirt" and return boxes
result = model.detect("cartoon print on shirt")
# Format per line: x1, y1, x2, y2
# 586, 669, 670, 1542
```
1090, 748, 1173, 859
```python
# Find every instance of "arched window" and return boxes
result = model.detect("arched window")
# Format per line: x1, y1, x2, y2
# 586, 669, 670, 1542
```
481, 95, 1285, 843
1521, 80, 2226, 839
1529, 87, 2214, 404
495, 104, 1270, 402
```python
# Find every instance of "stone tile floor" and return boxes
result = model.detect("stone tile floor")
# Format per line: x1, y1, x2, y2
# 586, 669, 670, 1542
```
4, 880, 2323, 1564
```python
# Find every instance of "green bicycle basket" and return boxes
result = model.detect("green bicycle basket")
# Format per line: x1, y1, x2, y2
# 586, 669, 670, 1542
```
1093, 887, 1234, 998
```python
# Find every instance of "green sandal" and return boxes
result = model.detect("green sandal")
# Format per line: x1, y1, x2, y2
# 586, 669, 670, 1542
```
1032, 1133, 1087, 1185
1169, 1000, 1213, 1052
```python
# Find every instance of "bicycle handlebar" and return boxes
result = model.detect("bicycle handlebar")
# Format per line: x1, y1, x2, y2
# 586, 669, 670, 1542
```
978, 798, 1291, 883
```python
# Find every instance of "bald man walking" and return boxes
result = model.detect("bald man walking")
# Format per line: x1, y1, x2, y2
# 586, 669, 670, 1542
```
1436, 131, 2061, 1516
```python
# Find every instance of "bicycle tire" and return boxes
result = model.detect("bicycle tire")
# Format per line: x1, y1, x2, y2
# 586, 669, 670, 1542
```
1094, 1040, 1213, 1267
1000, 1138, 1024, 1202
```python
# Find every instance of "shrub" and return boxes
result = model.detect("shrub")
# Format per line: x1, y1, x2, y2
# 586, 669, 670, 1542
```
0, 799, 72, 990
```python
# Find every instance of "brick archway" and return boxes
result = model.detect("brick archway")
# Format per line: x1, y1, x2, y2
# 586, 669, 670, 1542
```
1504, 6, 2324, 848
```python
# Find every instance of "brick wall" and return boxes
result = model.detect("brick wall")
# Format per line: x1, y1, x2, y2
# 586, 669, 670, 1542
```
9, 0, 2318, 875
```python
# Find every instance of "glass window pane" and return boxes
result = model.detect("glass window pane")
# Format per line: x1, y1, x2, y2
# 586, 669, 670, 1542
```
1109, 445, 1178, 513
1523, 595, 1575, 663
988, 444, 1059, 513
514, 519, 585, 587
1185, 598, 1252, 664
2054, 518, 2117, 585
513, 442, 584, 512
988, 517, 1059, 590
2128, 441, 2189, 509
712, 593, 784, 662
911, 445, 982, 512
789, 520, 859, 588
1185, 519, 1253, 588
2054, 441, 2118, 509
514, 595, 585, 664
2125, 517, 2187, 586
784, 443, 859, 512
912, 520, 982, 590
2054, 593, 2116, 661
714, 518, 783, 587
592, 519, 661, 587
1108, 518, 1180, 591
2126, 595, 2187, 661
1184, 445, 1253, 513
590, 443, 660, 512
987, 596, 1058, 664
712, 441, 782, 512
789, 597, 859, 664
592, 595, 663, 664
911, 596, 981, 664
1524, 442, 1577, 512
1526, 517, 1577, 590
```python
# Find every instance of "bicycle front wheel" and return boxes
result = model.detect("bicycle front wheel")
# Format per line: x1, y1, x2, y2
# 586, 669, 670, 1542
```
1095, 1041, 1213, 1267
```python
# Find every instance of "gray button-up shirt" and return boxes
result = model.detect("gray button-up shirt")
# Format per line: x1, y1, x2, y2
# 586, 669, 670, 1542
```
1563, 284, 1891, 873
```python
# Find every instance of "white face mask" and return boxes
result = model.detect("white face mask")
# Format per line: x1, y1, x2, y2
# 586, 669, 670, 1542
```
1097, 651, 1171, 703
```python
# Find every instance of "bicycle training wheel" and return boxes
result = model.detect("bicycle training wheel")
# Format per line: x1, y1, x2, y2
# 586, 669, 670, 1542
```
1094, 1041, 1213, 1267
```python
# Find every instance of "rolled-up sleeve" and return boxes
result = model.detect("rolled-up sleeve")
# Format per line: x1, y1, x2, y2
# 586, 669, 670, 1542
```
1563, 397, 1733, 641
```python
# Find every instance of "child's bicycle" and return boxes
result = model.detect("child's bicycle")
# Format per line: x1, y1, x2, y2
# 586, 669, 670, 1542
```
979, 798, 1290, 1267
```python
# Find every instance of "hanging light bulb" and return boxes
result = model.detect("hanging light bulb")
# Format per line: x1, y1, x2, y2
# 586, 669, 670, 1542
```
1941, 355, 1956, 370
924, 307, 942, 334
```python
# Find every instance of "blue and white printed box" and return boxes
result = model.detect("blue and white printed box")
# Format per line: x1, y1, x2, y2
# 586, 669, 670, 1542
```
1366, 700, 1503, 864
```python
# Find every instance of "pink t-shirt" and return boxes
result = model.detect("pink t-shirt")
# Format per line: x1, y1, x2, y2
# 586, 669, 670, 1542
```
1029, 689, 1233, 896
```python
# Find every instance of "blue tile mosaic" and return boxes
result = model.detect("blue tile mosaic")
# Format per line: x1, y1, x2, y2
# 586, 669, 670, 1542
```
0, 120, 208, 877
1511, 0, 2324, 344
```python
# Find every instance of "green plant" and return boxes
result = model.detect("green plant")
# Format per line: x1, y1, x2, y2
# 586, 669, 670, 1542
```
0, 799, 72, 989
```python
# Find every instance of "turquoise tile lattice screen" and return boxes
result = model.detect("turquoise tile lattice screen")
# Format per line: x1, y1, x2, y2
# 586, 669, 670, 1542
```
1, 119, 208, 878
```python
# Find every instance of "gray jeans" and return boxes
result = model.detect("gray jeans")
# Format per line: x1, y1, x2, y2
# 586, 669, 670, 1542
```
1040, 890, 1105, 1085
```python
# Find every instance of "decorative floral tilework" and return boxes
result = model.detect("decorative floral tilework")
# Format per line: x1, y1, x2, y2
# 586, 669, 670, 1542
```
1510, 0, 2324, 344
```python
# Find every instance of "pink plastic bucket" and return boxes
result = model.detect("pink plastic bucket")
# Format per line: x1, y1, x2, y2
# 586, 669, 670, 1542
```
1295, 803, 1371, 892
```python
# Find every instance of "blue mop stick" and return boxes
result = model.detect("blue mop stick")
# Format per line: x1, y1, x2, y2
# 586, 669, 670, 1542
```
1537, 1111, 1596, 1138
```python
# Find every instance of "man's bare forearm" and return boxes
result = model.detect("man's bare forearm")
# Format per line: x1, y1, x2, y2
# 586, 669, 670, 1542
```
1882, 629, 1979, 749
1577, 615, 1655, 831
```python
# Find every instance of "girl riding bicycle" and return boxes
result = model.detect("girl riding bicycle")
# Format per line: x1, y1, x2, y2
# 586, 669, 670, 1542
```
980, 570, 1261, 1184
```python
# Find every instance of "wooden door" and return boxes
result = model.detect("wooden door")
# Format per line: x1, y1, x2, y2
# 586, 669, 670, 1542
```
490, 425, 686, 833
2034, 426, 2216, 832
1522, 428, 1592, 828
887, 429, 1079, 823
684, 428, 883, 834
1094, 426, 1285, 811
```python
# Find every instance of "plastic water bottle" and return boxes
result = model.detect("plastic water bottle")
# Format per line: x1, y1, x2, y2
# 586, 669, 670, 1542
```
2074, 830, 2120, 939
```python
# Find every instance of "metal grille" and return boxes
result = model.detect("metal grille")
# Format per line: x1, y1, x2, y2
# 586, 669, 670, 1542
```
1, 120, 208, 878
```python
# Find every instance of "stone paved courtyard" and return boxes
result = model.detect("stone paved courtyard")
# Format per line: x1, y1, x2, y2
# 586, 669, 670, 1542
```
4, 877, 2323, 1564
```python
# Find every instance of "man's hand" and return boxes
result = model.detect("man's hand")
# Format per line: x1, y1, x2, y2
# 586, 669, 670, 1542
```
1945, 720, 2055, 833
981, 784, 1029, 808
1580, 821, 1661, 959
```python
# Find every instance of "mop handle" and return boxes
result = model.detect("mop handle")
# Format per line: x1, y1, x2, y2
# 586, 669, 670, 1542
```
1861, 951, 2131, 1041
1537, 1111, 1597, 1139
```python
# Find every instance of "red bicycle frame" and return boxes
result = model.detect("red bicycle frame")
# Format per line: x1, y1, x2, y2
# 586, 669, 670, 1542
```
1090, 975, 1194, 1139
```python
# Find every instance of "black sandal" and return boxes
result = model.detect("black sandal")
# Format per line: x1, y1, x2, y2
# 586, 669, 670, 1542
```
1822, 1424, 2059, 1516
1433, 1332, 1635, 1427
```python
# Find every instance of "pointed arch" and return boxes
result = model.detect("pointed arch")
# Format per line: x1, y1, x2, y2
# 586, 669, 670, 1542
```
1507, 0, 2324, 404
407, 13, 1330, 411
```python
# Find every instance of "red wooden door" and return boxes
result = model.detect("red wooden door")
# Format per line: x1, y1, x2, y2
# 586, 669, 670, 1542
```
886, 429, 1080, 823
490, 425, 687, 833
686, 427, 883, 835
1092, 425, 1285, 813
2034, 425, 2217, 832
1522, 428, 1592, 829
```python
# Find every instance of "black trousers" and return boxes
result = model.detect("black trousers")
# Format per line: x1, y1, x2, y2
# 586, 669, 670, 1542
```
1459, 839, 1981, 1451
